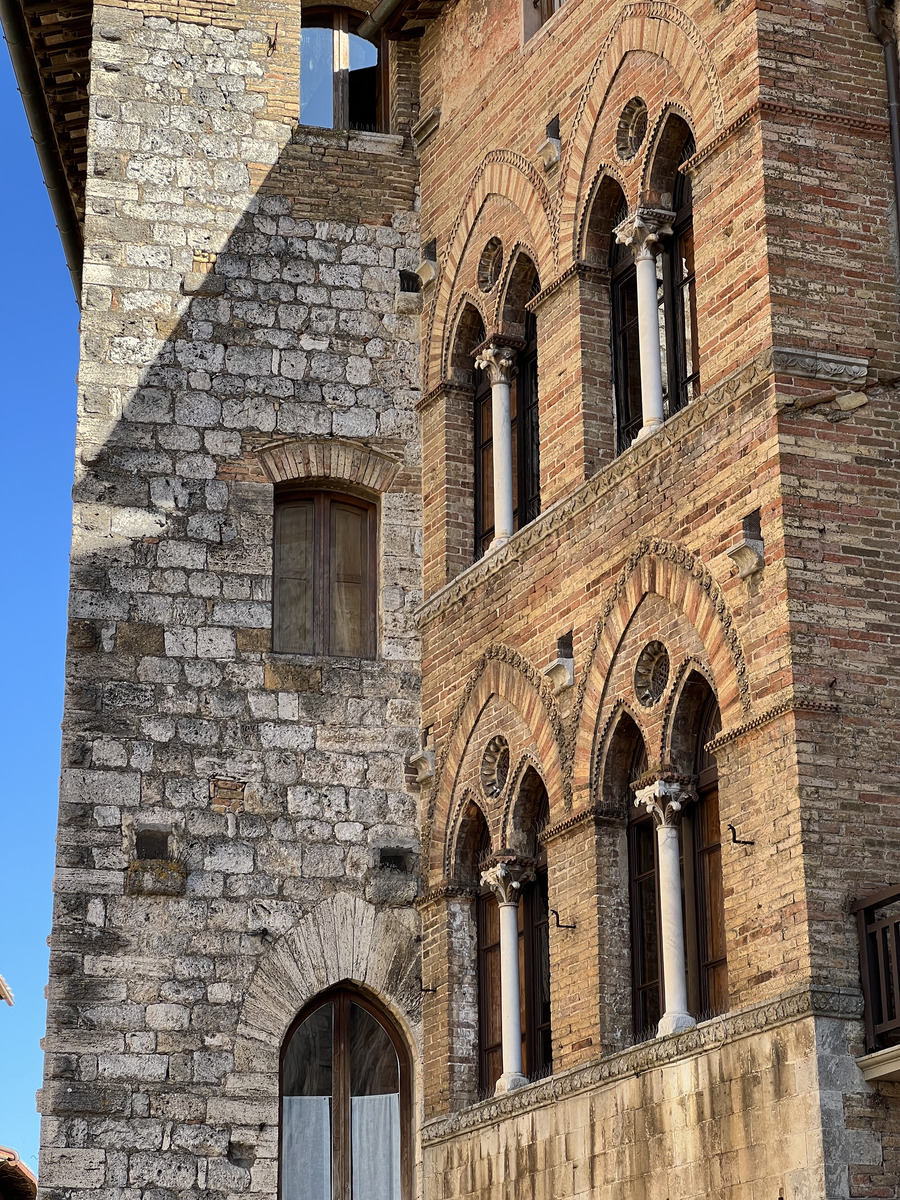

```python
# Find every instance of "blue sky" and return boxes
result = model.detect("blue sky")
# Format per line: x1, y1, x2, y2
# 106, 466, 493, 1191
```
0, 44, 80, 1168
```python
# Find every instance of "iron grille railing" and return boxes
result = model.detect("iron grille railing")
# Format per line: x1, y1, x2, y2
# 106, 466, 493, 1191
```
852, 885, 900, 1052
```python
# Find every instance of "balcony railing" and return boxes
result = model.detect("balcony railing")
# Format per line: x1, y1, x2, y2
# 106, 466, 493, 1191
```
852, 885, 900, 1053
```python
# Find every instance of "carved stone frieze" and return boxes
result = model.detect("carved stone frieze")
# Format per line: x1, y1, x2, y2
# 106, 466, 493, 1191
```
771, 347, 868, 385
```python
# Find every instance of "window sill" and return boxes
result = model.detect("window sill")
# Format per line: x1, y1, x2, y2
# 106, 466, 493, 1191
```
421, 987, 861, 1142
857, 1043, 900, 1082
291, 125, 406, 156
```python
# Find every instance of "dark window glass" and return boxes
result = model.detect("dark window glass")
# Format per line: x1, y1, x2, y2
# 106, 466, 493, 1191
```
300, 11, 381, 133
273, 491, 375, 658
522, 784, 552, 1079
474, 276, 541, 558
627, 741, 660, 1036
281, 990, 409, 1200
475, 817, 502, 1093
690, 693, 727, 1017
610, 135, 700, 454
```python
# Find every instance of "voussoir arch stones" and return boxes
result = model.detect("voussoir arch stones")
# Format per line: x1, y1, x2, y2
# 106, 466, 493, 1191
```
231, 893, 421, 1082
573, 541, 749, 793
560, 1, 725, 267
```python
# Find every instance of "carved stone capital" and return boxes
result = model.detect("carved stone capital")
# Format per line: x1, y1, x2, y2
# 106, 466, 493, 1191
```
474, 343, 517, 386
480, 857, 535, 905
614, 209, 675, 261
633, 778, 696, 825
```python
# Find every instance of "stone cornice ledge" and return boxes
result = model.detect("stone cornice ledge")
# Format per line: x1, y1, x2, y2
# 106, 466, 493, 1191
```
421, 985, 862, 1144
417, 347, 777, 627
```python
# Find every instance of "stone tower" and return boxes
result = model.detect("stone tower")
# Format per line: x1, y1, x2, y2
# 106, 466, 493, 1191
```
9, 0, 900, 1194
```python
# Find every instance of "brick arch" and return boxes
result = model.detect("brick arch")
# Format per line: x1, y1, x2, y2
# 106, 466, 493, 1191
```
559, 1, 724, 268
232, 892, 421, 1082
427, 647, 568, 877
574, 541, 749, 794
427, 152, 557, 391
257, 437, 402, 493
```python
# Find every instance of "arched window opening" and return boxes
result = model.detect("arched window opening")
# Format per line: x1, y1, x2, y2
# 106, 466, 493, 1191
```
273, 488, 377, 658
473, 813, 502, 1094
621, 723, 657, 1037
280, 987, 410, 1200
474, 263, 541, 558
300, 10, 383, 133
609, 191, 642, 452
681, 686, 727, 1019
519, 773, 552, 1080
660, 135, 699, 417
610, 120, 699, 454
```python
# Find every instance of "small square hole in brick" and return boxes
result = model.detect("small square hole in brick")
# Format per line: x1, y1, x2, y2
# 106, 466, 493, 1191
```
136, 830, 169, 860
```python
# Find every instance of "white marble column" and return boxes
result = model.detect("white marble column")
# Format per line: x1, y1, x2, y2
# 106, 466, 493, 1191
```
633, 777, 696, 1037
474, 343, 517, 548
480, 858, 535, 1092
614, 209, 674, 441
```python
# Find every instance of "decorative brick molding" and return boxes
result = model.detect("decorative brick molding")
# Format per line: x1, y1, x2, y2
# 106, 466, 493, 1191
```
571, 540, 750, 795
256, 438, 402, 493
771, 347, 869, 386
417, 352, 775, 627
420, 986, 863, 1143
707, 696, 840, 754
414, 881, 477, 910
427, 646, 569, 869
683, 99, 889, 175
560, 1, 725, 265
426, 151, 556, 390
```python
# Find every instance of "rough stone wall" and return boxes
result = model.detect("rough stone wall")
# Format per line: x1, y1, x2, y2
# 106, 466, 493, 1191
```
40, 2, 425, 1195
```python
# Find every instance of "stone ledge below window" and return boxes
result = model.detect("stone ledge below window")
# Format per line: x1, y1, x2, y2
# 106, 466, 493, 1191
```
857, 1043, 900, 1082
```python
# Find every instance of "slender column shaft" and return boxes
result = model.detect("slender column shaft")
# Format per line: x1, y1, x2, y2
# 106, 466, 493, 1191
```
491, 378, 514, 545
655, 822, 692, 1034
634, 249, 665, 436
474, 344, 517, 549
498, 899, 524, 1080
480, 858, 534, 1093
614, 209, 674, 442
634, 778, 696, 1038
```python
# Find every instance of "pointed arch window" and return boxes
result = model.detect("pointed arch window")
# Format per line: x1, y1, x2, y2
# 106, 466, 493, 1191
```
521, 781, 552, 1078
280, 988, 411, 1200
610, 133, 700, 453
683, 691, 727, 1017
626, 682, 728, 1040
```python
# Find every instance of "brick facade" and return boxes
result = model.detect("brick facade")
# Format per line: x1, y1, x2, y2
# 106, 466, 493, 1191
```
24, 0, 900, 1194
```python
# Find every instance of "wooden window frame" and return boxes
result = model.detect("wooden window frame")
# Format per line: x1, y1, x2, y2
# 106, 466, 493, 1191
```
522, 849, 552, 1078
473, 365, 494, 558
279, 985, 413, 1200
659, 170, 700, 419
301, 8, 387, 133
273, 488, 377, 659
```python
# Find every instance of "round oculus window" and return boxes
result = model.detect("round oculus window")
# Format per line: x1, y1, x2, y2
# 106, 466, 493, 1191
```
616, 97, 649, 161
480, 735, 510, 797
634, 641, 670, 707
